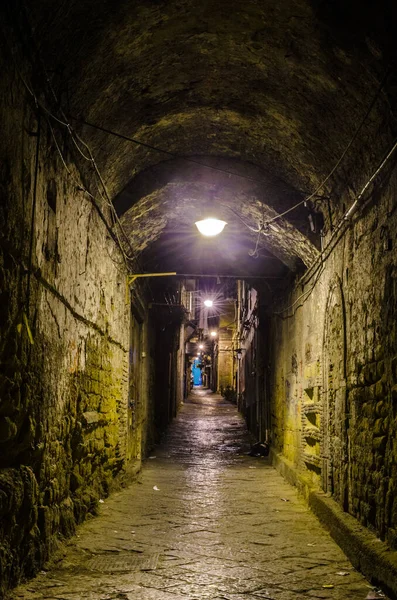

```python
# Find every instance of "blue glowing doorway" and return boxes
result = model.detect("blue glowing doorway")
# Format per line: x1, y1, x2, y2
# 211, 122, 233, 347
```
192, 358, 202, 386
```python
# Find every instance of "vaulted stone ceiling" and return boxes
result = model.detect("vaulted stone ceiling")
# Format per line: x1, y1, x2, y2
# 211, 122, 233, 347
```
26, 0, 396, 274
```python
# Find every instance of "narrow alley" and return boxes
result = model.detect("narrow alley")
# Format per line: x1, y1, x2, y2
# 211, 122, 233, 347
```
11, 390, 384, 600
2, 2, 397, 598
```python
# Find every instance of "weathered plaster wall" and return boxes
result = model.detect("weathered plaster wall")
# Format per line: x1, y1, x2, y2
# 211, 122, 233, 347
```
270, 165, 397, 547
0, 41, 153, 594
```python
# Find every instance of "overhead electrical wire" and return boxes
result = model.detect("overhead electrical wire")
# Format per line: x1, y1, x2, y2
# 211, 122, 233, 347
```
249, 203, 267, 258
3, 7, 393, 299
26, 108, 41, 316
43, 94, 138, 265
2, 11, 145, 274
28, 75, 396, 301
52, 124, 144, 271
5, 43, 128, 264
71, 65, 390, 228
299, 134, 397, 289
218, 203, 258, 232
10, 14, 391, 252
276, 133, 397, 316
71, 117, 284, 187
9, 46, 148, 280
274, 265, 325, 320
265, 66, 392, 226
45, 115, 130, 262
69, 117, 326, 228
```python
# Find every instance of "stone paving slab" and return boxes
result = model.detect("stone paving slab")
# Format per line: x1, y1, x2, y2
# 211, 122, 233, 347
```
10, 389, 389, 600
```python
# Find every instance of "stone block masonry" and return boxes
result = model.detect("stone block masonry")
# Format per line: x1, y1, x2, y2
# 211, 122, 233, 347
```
270, 156, 397, 552
0, 26, 153, 596
9, 391, 388, 600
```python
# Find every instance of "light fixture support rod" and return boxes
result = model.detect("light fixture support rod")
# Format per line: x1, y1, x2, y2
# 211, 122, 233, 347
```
126, 272, 177, 303
127, 272, 177, 286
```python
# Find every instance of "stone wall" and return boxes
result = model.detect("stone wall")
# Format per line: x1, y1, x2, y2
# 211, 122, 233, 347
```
270, 162, 397, 547
217, 332, 234, 394
0, 29, 154, 595
217, 298, 236, 394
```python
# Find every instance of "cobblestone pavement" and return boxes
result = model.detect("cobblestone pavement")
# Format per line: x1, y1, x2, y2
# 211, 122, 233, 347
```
11, 389, 387, 600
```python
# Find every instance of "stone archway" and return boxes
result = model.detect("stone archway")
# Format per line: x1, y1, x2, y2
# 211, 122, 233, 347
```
322, 276, 348, 509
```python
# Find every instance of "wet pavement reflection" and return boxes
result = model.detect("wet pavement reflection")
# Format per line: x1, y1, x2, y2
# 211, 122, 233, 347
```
11, 389, 387, 600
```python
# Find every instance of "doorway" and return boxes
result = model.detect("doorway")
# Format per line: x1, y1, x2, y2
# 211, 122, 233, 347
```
128, 311, 143, 460
192, 357, 203, 386
322, 277, 348, 510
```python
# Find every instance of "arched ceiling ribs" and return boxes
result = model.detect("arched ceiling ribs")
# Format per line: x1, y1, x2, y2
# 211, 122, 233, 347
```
117, 163, 320, 270
24, 0, 394, 276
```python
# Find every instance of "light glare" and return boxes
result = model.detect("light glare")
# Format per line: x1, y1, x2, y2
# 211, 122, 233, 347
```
204, 299, 213, 307
195, 218, 227, 237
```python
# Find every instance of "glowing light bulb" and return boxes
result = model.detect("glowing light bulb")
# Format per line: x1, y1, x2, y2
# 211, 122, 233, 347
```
195, 218, 227, 237
204, 299, 213, 307
199, 344, 204, 349
210, 331, 217, 337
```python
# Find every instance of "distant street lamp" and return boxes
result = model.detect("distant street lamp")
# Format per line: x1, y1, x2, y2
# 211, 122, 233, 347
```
195, 218, 227, 237
210, 331, 217, 337
203, 299, 213, 308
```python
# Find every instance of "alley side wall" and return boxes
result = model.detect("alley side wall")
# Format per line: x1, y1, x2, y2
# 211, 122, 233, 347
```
270, 163, 397, 550
0, 23, 155, 594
